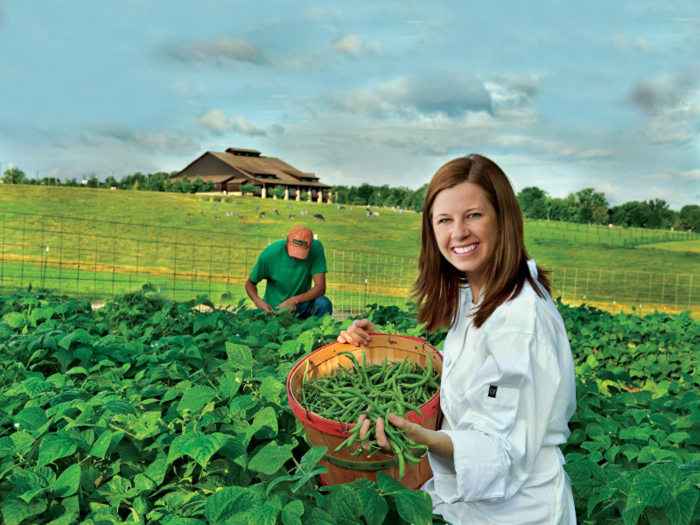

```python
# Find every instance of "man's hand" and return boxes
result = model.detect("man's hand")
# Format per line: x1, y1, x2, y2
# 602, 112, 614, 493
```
277, 297, 299, 312
255, 300, 275, 314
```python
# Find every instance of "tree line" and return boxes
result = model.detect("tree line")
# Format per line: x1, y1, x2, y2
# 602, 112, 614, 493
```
331, 183, 428, 211
1, 167, 215, 194
517, 186, 700, 233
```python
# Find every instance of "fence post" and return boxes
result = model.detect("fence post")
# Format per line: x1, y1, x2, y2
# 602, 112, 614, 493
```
94, 222, 100, 296
585, 269, 590, 300
573, 269, 578, 304
661, 273, 666, 306
675, 274, 679, 309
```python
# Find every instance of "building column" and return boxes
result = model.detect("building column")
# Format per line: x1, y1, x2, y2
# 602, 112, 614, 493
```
261, 185, 267, 199
284, 186, 289, 200
328, 190, 333, 204
307, 189, 312, 202
317, 190, 323, 203
295, 187, 300, 201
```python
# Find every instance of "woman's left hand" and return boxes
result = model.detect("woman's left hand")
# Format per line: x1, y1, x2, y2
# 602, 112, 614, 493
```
357, 412, 429, 453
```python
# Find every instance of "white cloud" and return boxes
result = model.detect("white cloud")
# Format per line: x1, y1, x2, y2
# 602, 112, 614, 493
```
197, 109, 268, 136
299, 5, 343, 22
166, 37, 268, 65
93, 125, 200, 153
612, 33, 653, 53
170, 80, 206, 97
667, 169, 700, 181
332, 34, 385, 57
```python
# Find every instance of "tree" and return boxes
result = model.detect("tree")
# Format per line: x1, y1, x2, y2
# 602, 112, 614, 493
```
645, 199, 673, 229
529, 197, 549, 220
674, 205, 700, 233
357, 183, 375, 205
104, 175, 119, 188
202, 180, 216, 193
548, 198, 567, 221
146, 172, 171, 192
333, 185, 349, 204
270, 185, 286, 199
517, 187, 548, 217
2, 167, 27, 185
86, 174, 100, 188
592, 206, 609, 225
63, 178, 78, 187
241, 183, 257, 195
179, 175, 193, 194
301, 191, 310, 201
574, 188, 608, 224
191, 175, 205, 194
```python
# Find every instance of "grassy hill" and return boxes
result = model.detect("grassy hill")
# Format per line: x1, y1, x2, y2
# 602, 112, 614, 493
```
1, 185, 698, 314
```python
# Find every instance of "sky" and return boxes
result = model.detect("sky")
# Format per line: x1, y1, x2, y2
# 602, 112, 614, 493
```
0, 0, 698, 209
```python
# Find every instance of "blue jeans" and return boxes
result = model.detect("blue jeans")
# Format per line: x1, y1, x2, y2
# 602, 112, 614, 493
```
295, 296, 333, 318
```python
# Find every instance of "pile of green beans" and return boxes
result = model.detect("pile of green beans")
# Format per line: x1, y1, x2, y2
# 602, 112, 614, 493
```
301, 352, 440, 480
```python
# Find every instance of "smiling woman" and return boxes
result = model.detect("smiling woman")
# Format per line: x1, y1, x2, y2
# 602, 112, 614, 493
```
338, 154, 577, 524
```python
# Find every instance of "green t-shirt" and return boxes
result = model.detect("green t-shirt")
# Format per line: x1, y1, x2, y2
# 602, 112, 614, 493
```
250, 239, 327, 308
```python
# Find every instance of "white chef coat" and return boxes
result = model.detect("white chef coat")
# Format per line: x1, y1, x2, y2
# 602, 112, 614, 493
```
423, 259, 577, 524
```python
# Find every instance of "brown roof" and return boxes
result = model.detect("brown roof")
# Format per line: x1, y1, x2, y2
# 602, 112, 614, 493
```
176, 174, 239, 183
209, 151, 320, 182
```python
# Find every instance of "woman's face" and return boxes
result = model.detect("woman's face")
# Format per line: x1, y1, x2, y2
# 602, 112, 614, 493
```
431, 181, 499, 283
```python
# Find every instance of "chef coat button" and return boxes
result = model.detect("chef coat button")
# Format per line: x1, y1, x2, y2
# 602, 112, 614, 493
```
445, 358, 451, 367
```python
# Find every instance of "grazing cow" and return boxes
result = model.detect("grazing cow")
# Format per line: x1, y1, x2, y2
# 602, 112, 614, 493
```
254, 205, 259, 211
313, 214, 325, 221
289, 214, 295, 220
215, 216, 221, 221
274, 209, 279, 216
372, 212, 380, 217
187, 213, 193, 219
200, 210, 205, 216
214, 204, 218, 210
260, 212, 266, 219
288, 203, 293, 208
337, 205, 345, 210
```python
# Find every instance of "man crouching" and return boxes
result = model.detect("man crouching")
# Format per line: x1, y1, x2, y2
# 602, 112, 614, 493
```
245, 226, 332, 318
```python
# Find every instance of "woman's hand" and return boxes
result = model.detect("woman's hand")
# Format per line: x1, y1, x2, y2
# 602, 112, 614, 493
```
357, 412, 428, 454
337, 318, 379, 346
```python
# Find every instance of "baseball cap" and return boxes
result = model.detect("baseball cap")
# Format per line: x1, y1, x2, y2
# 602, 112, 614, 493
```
287, 226, 314, 259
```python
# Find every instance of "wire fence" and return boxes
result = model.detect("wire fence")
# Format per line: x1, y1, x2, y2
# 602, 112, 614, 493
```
0, 210, 697, 317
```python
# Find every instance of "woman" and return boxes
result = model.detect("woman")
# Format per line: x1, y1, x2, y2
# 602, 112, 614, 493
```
338, 155, 577, 524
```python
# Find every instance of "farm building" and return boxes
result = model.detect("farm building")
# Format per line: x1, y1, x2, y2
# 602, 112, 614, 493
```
170, 147, 333, 202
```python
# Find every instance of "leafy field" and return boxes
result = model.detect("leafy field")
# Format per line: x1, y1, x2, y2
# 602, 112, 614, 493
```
0, 287, 699, 524
637, 240, 700, 254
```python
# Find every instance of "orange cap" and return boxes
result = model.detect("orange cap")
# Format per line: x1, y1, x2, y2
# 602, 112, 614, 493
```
287, 226, 313, 259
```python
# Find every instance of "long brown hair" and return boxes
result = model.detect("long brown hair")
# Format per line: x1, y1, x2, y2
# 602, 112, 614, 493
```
413, 154, 552, 332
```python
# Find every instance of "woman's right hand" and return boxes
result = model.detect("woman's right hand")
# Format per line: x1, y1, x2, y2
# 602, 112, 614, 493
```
337, 318, 379, 346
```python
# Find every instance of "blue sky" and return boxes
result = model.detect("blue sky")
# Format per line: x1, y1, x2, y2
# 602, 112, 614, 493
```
1, 0, 698, 209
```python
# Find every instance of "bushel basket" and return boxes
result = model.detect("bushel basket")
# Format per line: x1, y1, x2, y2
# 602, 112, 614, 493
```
286, 334, 443, 489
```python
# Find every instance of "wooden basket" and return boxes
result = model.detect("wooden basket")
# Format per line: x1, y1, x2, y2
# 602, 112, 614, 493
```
286, 334, 443, 489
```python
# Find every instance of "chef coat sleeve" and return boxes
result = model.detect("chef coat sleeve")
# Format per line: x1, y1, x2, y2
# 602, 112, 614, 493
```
428, 331, 562, 503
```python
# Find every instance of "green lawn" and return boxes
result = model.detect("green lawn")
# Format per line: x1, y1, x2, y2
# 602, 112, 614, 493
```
1, 185, 698, 314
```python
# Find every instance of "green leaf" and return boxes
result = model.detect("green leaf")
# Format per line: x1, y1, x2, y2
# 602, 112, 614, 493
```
53, 463, 81, 498
225, 342, 254, 369
252, 406, 278, 439
308, 507, 336, 525
205, 486, 262, 524
281, 500, 305, 525
183, 432, 229, 469
259, 376, 285, 403
359, 487, 388, 525
219, 372, 243, 399
0, 495, 47, 525
2, 312, 27, 329
90, 430, 112, 458
394, 490, 433, 525
668, 432, 691, 444
177, 385, 216, 414
376, 471, 406, 494
247, 504, 280, 525
38, 434, 78, 467
279, 340, 302, 357
249, 442, 293, 475
299, 446, 327, 474
13, 407, 49, 432
665, 488, 699, 525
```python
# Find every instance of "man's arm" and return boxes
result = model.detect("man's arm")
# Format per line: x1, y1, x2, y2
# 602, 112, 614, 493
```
245, 278, 273, 312
277, 273, 326, 310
